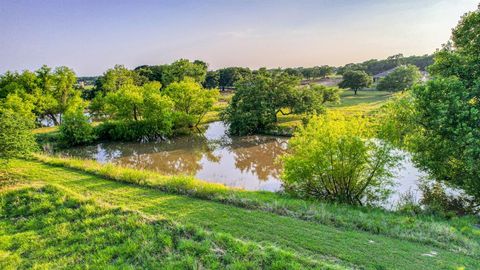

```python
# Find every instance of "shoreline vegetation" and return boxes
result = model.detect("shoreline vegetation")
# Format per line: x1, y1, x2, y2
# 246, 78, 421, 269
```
18, 154, 480, 257
2, 156, 479, 269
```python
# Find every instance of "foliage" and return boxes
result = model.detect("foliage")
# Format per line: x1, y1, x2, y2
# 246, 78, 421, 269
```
164, 78, 219, 128
19, 155, 480, 260
381, 9, 480, 203
59, 105, 96, 146
0, 186, 330, 269
218, 67, 252, 90
0, 95, 37, 160
203, 70, 220, 89
223, 70, 338, 135
0, 65, 81, 125
95, 120, 172, 142
135, 59, 208, 88
104, 81, 174, 122
419, 181, 478, 217
95, 65, 146, 94
281, 112, 400, 205
162, 59, 208, 86
337, 54, 433, 75
338, 70, 372, 95
376, 64, 422, 92
300, 65, 334, 79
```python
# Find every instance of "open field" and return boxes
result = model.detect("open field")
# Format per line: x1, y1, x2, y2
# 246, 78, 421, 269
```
1, 158, 479, 269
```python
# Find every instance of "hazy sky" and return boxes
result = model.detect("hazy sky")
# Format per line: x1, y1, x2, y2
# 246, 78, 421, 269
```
0, 0, 478, 75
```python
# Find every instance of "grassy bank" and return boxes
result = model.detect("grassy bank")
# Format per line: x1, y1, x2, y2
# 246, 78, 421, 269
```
3, 158, 479, 269
0, 185, 335, 269
14, 156, 480, 257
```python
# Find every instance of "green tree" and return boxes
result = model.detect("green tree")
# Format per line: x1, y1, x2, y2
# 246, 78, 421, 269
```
203, 71, 219, 89
218, 67, 251, 91
383, 6, 480, 203
163, 78, 219, 127
376, 65, 422, 92
96, 65, 146, 94
59, 104, 96, 146
339, 70, 372, 95
104, 81, 173, 123
317, 65, 334, 79
281, 112, 400, 205
0, 95, 37, 161
222, 71, 338, 135
162, 59, 208, 86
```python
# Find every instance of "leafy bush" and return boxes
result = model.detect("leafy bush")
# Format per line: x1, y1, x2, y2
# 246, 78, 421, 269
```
281, 112, 401, 205
163, 77, 219, 128
59, 107, 96, 146
95, 120, 172, 142
0, 95, 37, 160
419, 182, 478, 217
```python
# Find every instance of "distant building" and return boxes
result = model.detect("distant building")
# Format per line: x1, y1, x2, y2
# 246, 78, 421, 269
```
372, 66, 429, 82
372, 67, 399, 82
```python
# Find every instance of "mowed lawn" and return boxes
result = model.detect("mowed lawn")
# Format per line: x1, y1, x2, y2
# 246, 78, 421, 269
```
2, 159, 478, 270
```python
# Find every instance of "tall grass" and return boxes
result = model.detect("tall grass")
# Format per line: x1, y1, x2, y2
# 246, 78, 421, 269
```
0, 185, 340, 269
31, 154, 480, 257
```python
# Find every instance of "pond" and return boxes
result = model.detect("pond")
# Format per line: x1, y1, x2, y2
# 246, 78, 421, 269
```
59, 121, 425, 207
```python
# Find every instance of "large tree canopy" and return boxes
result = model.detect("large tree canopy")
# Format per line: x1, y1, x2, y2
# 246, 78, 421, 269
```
383, 7, 480, 202
0, 65, 81, 125
338, 70, 372, 95
222, 69, 339, 135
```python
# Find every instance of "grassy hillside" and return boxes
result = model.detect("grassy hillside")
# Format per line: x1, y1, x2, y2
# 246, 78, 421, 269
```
0, 186, 333, 269
2, 158, 479, 269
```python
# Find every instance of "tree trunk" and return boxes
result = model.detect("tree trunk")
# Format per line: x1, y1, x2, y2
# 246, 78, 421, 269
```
133, 105, 138, 121
354, 89, 358, 95
49, 114, 59, 126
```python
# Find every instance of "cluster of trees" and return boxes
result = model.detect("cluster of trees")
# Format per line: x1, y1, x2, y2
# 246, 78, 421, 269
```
273, 66, 334, 80
337, 54, 433, 75
203, 65, 335, 91
0, 59, 219, 147
0, 65, 82, 125
222, 69, 339, 135
383, 7, 480, 205
85, 61, 218, 144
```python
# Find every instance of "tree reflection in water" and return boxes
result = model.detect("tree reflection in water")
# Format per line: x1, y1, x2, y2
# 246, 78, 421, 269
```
228, 136, 287, 180
59, 121, 288, 190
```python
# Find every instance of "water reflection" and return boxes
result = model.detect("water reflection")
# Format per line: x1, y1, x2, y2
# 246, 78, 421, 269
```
59, 122, 287, 191
59, 121, 424, 206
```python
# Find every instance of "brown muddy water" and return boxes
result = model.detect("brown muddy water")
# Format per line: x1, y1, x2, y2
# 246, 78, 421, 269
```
59, 121, 424, 207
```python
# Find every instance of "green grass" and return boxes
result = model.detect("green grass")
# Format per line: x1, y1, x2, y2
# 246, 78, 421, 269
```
270, 90, 393, 132
26, 154, 480, 257
328, 89, 391, 109
0, 185, 335, 269
4, 158, 480, 269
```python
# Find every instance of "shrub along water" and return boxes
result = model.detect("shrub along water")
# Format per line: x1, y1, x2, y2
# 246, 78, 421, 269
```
30, 154, 480, 257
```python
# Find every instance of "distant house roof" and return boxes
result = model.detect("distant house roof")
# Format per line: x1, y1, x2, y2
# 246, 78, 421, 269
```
372, 66, 430, 82
372, 67, 400, 79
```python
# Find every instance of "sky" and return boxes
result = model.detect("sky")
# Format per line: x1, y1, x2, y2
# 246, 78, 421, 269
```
0, 0, 478, 76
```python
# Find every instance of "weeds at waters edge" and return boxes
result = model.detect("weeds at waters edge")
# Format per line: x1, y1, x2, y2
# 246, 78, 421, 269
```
0, 185, 340, 269
27, 154, 480, 257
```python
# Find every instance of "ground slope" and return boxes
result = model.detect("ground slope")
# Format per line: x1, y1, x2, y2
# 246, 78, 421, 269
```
4, 159, 479, 270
